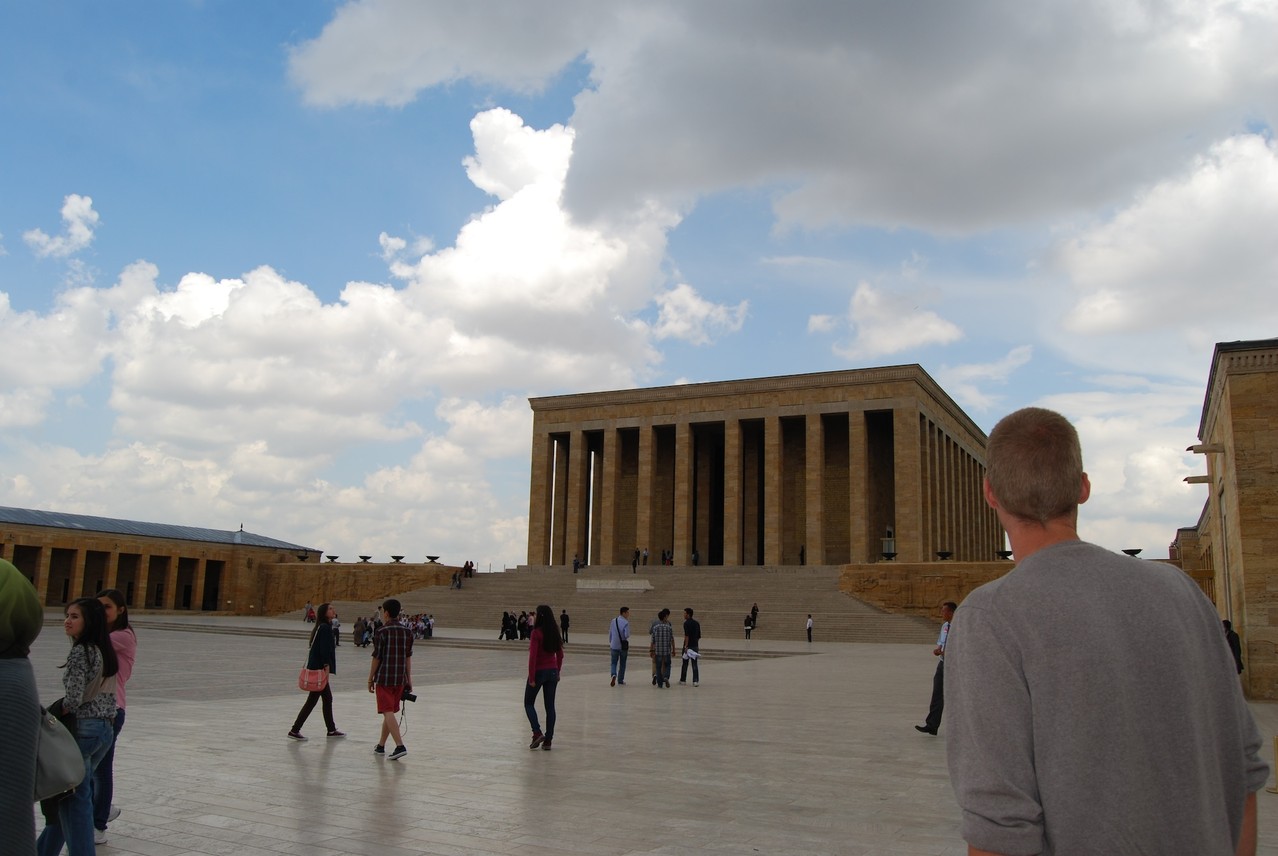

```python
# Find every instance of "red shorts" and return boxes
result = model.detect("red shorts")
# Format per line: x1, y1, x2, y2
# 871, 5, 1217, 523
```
375, 684, 403, 714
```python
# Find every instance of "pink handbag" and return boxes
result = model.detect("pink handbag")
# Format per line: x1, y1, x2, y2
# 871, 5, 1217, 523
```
298, 667, 328, 692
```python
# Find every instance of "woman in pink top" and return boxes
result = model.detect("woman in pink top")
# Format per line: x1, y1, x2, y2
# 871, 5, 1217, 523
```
93, 589, 137, 845
524, 604, 564, 751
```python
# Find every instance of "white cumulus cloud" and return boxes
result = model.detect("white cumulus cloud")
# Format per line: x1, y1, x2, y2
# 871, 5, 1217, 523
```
24, 194, 101, 258
827, 282, 963, 360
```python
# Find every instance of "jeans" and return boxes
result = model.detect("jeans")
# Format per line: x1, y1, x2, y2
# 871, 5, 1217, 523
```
38, 716, 114, 856
609, 647, 628, 683
524, 668, 559, 739
292, 684, 336, 733
679, 652, 699, 683
92, 707, 126, 830
654, 654, 672, 686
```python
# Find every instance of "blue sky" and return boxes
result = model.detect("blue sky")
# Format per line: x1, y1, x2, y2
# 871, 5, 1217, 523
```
2, 1, 1276, 567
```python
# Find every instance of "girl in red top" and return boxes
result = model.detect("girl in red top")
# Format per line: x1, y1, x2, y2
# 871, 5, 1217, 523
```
524, 604, 564, 750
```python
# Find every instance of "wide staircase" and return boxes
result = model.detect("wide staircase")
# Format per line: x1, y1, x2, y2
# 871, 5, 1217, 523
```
333, 564, 937, 645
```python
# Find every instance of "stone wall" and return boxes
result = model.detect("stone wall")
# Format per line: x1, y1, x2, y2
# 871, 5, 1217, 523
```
840, 561, 1012, 618
257, 562, 455, 615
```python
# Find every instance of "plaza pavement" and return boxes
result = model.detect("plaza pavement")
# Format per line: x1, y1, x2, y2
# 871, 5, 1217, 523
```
27, 613, 1278, 856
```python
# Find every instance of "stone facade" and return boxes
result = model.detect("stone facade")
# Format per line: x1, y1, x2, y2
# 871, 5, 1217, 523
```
527, 365, 1004, 567
0, 507, 453, 616
1177, 338, 1278, 699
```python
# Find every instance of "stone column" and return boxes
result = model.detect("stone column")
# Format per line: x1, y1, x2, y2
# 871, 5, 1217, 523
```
164, 555, 181, 610
598, 427, 619, 565
848, 412, 868, 562
636, 425, 654, 564
35, 546, 53, 605
526, 429, 554, 565
105, 550, 121, 591
893, 408, 923, 562
70, 550, 87, 603
723, 417, 742, 566
674, 421, 694, 565
764, 414, 782, 565
192, 558, 208, 611
805, 413, 824, 564
564, 430, 589, 568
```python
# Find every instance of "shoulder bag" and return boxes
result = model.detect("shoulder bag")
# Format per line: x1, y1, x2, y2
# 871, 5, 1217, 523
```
615, 618, 629, 650
298, 630, 329, 692
35, 704, 84, 802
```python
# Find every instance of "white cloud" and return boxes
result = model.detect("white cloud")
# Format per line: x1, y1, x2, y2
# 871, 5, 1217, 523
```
936, 345, 1034, 412
288, 0, 614, 107
1035, 386, 1207, 554
1047, 133, 1278, 381
24, 194, 101, 258
827, 282, 963, 360
651, 283, 747, 345
807, 314, 837, 333
0, 107, 727, 567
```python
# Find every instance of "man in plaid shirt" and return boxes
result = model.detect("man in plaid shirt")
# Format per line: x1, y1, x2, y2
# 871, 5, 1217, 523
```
650, 608, 675, 688
368, 598, 412, 760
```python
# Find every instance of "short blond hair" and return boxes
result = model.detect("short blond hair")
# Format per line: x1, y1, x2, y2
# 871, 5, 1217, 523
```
986, 407, 1083, 524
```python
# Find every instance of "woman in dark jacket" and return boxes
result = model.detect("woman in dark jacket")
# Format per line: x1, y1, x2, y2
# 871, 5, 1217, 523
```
288, 602, 344, 739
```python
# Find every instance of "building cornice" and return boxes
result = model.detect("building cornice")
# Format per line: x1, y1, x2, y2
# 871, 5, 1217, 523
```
1198, 339, 1278, 439
529, 364, 988, 442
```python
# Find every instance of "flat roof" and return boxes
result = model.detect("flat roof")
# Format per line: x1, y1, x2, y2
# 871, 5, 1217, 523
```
0, 505, 317, 552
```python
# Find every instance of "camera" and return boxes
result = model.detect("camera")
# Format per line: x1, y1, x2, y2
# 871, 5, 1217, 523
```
400, 688, 417, 703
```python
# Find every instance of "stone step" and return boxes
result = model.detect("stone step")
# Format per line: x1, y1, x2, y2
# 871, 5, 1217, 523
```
321, 564, 938, 645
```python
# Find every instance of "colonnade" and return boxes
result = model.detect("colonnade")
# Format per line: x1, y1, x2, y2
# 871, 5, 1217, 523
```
2, 537, 225, 609
528, 405, 1003, 567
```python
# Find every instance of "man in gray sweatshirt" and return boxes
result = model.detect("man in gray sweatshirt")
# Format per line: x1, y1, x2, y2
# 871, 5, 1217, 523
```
946, 407, 1267, 856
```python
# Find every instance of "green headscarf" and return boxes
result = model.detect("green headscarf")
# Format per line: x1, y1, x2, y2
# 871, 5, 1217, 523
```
0, 558, 42, 658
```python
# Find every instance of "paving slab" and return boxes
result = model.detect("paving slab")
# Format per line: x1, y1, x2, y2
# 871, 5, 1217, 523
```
25, 615, 1278, 855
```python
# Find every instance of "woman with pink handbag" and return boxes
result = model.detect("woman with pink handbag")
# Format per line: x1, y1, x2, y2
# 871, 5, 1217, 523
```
288, 603, 344, 740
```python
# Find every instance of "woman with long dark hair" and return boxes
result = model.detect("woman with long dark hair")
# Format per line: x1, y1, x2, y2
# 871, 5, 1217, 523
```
288, 602, 344, 740
91, 588, 137, 845
37, 597, 119, 856
524, 604, 564, 751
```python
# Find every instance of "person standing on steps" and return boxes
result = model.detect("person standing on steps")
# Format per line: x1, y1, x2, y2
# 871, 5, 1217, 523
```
560, 609, 570, 643
914, 602, 953, 736
806, 614, 813, 643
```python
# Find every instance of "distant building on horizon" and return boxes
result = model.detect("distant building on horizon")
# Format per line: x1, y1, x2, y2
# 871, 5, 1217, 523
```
0, 505, 317, 611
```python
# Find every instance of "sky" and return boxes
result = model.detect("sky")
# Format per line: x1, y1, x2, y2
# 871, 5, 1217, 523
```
2, 1, 1276, 568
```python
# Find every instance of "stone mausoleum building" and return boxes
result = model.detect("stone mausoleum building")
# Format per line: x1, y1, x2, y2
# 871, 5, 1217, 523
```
1172, 338, 1278, 699
527, 365, 1004, 568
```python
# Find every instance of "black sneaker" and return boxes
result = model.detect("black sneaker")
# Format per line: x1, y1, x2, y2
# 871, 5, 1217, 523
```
530, 733, 545, 749
373, 744, 385, 755
541, 738, 553, 751
287, 730, 306, 741
388, 745, 408, 761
